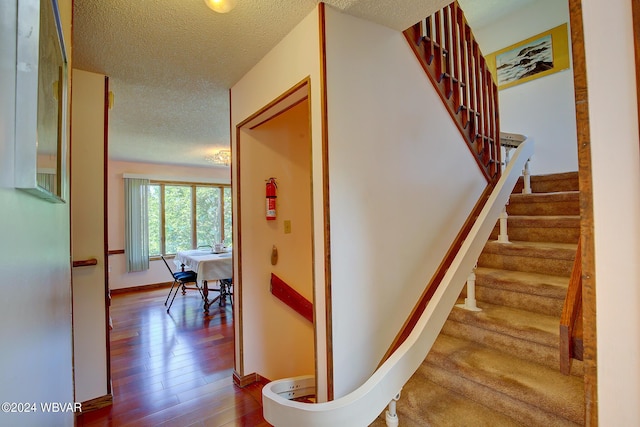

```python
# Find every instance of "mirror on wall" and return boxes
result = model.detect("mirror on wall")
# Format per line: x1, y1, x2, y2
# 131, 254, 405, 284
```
15, 0, 68, 202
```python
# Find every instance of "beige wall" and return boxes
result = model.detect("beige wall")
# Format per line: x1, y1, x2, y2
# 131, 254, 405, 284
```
239, 100, 315, 380
0, 0, 75, 425
71, 69, 108, 402
324, 6, 486, 397
582, 0, 640, 422
107, 160, 228, 290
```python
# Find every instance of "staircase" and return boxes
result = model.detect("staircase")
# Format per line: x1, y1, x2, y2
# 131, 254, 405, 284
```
371, 171, 585, 426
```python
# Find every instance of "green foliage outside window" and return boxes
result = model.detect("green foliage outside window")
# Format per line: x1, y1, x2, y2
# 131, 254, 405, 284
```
147, 182, 231, 256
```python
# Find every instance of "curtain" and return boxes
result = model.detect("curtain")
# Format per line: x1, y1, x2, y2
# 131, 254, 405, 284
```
125, 178, 150, 272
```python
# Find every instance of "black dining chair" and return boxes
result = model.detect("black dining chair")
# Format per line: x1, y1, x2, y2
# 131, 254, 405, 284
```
161, 255, 200, 312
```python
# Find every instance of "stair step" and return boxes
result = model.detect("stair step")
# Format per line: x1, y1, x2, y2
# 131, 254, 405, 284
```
479, 241, 577, 276
474, 267, 568, 316
449, 301, 558, 348
490, 215, 581, 243
445, 302, 583, 376
513, 172, 579, 193
423, 334, 585, 425
370, 368, 522, 426
508, 191, 580, 216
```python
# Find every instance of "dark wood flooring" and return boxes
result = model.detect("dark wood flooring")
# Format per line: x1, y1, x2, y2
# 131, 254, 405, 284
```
76, 287, 271, 426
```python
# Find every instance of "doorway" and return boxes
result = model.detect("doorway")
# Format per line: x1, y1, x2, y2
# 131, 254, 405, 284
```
234, 81, 316, 384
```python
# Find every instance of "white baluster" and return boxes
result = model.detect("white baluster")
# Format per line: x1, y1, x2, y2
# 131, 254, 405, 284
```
503, 146, 513, 172
497, 204, 509, 243
456, 265, 482, 312
385, 391, 402, 427
522, 159, 532, 194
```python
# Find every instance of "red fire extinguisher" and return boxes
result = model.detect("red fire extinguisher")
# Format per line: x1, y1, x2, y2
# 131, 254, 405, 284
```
266, 178, 277, 221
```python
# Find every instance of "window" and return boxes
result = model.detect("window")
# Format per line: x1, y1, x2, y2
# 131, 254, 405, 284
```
148, 182, 231, 256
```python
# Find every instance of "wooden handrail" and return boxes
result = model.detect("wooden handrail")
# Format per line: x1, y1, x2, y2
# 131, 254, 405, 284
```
73, 258, 98, 268
270, 273, 313, 323
560, 237, 583, 375
403, 1, 501, 183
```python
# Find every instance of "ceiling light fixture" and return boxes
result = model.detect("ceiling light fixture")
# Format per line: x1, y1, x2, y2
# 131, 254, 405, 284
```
206, 149, 231, 166
204, 0, 237, 13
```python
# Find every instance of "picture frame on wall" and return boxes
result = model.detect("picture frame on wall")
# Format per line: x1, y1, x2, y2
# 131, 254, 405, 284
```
485, 23, 570, 91
14, 0, 69, 202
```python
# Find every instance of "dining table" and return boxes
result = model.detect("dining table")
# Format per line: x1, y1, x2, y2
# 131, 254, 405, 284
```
174, 249, 233, 312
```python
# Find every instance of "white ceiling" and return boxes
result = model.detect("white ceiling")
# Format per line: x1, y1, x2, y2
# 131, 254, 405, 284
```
72, 0, 536, 167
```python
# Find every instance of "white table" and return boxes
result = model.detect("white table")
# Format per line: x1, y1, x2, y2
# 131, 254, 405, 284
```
175, 249, 233, 312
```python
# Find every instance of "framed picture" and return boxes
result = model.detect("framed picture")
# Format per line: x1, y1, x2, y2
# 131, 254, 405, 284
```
14, 0, 68, 202
485, 23, 569, 90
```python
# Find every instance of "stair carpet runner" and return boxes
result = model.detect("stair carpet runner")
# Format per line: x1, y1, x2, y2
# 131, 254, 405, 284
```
372, 172, 585, 426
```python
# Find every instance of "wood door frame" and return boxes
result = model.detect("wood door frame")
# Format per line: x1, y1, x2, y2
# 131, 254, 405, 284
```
568, 0, 597, 424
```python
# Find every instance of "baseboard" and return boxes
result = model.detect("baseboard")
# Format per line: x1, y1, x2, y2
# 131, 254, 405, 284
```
110, 282, 172, 295
233, 370, 258, 388
79, 393, 112, 413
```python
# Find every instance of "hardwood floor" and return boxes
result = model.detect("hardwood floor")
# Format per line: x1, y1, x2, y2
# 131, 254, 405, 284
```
76, 287, 271, 427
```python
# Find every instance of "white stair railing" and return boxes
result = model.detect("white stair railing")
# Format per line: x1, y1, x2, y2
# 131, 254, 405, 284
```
262, 134, 533, 427
459, 133, 529, 312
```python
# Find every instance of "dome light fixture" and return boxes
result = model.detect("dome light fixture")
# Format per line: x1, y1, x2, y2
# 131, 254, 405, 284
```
204, 0, 237, 13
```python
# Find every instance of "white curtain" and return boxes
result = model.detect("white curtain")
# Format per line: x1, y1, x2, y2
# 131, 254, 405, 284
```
125, 178, 149, 272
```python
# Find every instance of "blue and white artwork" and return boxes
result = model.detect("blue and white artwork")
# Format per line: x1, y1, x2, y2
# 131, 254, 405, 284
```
496, 34, 553, 86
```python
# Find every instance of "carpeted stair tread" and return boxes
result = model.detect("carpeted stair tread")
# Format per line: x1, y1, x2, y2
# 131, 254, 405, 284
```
474, 267, 568, 316
513, 172, 579, 193
507, 191, 580, 216
422, 363, 581, 426
505, 215, 580, 227
479, 241, 577, 276
509, 191, 580, 204
441, 318, 584, 376
369, 367, 523, 426
482, 240, 577, 256
425, 334, 584, 424
448, 301, 558, 347
491, 215, 580, 243
475, 267, 569, 299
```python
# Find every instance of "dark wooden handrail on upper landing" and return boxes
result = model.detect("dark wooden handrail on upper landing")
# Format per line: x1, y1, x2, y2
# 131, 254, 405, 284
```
560, 237, 584, 375
403, 1, 501, 183
270, 273, 313, 323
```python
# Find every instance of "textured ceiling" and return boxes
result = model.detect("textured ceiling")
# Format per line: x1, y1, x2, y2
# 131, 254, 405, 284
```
72, 0, 535, 167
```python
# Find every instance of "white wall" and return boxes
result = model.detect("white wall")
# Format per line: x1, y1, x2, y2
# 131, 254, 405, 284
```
472, 0, 578, 175
324, 7, 486, 397
231, 7, 328, 398
0, 0, 75, 425
107, 160, 228, 290
581, 0, 640, 423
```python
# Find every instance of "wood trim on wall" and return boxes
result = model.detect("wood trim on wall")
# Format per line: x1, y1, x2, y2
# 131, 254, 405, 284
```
318, 1, 334, 401
109, 282, 172, 295
232, 370, 258, 388
108, 249, 125, 255
103, 76, 112, 396
568, 0, 598, 424
633, 0, 640, 139
78, 393, 113, 413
